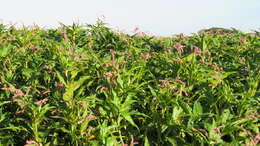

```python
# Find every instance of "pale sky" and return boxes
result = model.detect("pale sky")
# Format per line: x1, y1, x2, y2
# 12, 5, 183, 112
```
0, 0, 259, 36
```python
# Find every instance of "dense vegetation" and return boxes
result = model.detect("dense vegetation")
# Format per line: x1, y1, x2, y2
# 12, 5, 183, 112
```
0, 22, 259, 146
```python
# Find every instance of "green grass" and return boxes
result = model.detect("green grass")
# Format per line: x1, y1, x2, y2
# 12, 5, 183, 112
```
0, 21, 259, 146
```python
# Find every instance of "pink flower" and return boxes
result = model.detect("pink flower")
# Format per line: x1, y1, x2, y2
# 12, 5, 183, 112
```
159, 82, 170, 88
51, 109, 60, 115
100, 87, 108, 92
1, 87, 15, 92
182, 90, 188, 96
158, 80, 176, 91
41, 90, 51, 95
80, 132, 86, 136
12, 89, 24, 98
245, 110, 259, 120
24, 140, 40, 146
86, 113, 97, 121
77, 119, 85, 124
55, 82, 64, 87
174, 43, 185, 54
250, 133, 260, 145
29, 45, 42, 51
174, 77, 185, 85
159, 80, 170, 87
213, 125, 225, 133
13, 99, 23, 103
102, 63, 112, 67
81, 54, 88, 59
140, 53, 151, 60
173, 58, 183, 63
1, 87, 28, 98
77, 113, 97, 124
123, 39, 129, 43
74, 56, 80, 62
104, 72, 114, 78
193, 46, 202, 56
35, 98, 48, 105
198, 128, 209, 137
130, 136, 139, 146
43, 65, 50, 70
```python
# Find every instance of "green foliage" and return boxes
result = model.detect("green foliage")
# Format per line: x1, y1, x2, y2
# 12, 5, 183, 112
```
0, 22, 259, 145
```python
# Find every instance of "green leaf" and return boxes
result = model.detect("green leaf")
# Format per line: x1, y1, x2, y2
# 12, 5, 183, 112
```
193, 101, 203, 115
0, 48, 8, 57
172, 106, 183, 121
179, 101, 192, 114
117, 74, 124, 88
144, 136, 150, 146
148, 85, 157, 97
123, 114, 138, 129
63, 75, 90, 103
56, 71, 66, 85
22, 68, 34, 79
106, 137, 118, 146
221, 109, 231, 123
166, 137, 177, 146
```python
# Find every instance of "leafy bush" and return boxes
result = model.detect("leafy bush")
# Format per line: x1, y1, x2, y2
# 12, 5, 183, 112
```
0, 22, 259, 146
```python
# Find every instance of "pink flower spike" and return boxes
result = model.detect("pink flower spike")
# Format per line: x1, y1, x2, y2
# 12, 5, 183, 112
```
12, 89, 24, 98
77, 119, 85, 124
42, 90, 51, 95
74, 56, 81, 62
24, 140, 40, 146
100, 87, 108, 92
104, 72, 114, 78
35, 98, 48, 105
13, 99, 23, 103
